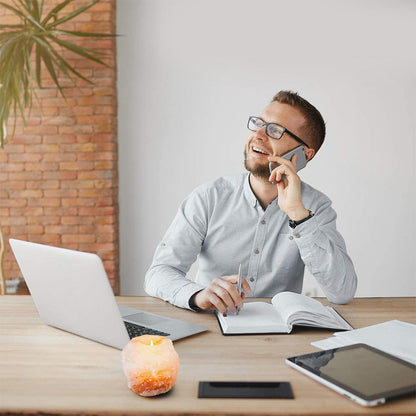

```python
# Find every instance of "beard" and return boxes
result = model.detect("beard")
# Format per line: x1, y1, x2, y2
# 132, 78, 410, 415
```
243, 147, 270, 181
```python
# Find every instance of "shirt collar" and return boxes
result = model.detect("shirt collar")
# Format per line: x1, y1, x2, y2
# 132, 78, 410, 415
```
243, 173, 258, 207
243, 172, 279, 209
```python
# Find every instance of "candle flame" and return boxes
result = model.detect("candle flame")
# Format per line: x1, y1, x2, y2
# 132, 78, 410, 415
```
150, 339, 154, 346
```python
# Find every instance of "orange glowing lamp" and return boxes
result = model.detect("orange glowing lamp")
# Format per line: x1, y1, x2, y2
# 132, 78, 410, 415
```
121, 335, 180, 396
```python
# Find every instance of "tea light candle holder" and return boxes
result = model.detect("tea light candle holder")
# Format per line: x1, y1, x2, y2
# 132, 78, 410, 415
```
121, 335, 180, 397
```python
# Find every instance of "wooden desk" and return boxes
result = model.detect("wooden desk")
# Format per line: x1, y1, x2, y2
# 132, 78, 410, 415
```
0, 296, 415, 415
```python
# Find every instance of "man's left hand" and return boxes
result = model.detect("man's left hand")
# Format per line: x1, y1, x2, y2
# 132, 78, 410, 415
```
268, 153, 310, 221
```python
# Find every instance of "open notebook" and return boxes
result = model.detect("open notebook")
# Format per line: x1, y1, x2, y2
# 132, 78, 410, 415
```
216, 291, 353, 335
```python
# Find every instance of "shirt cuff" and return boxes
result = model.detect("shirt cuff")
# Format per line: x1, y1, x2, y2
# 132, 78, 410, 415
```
175, 282, 206, 311
289, 215, 328, 250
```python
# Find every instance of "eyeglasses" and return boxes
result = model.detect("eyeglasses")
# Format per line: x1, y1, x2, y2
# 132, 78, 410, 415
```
247, 116, 309, 148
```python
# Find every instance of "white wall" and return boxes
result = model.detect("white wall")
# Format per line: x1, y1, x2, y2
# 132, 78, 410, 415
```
117, 0, 416, 297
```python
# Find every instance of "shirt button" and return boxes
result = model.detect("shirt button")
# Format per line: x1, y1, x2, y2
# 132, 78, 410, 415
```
254, 249, 259, 254
289, 236, 294, 240
250, 277, 254, 282
295, 233, 301, 238
161, 242, 166, 246
261, 220, 266, 224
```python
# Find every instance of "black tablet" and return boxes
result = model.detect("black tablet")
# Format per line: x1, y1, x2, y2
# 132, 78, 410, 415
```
286, 343, 416, 406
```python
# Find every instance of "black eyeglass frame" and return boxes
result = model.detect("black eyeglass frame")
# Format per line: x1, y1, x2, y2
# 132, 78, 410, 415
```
247, 116, 310, 148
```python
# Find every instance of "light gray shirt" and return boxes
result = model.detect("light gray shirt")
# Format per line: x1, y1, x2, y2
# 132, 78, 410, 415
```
144, 173, 357, 310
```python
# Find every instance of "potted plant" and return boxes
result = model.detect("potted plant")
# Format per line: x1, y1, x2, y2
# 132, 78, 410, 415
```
0, 0, 115, 294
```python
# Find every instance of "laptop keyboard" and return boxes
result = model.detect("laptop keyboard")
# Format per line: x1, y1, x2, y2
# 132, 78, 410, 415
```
124, 321, 170, 338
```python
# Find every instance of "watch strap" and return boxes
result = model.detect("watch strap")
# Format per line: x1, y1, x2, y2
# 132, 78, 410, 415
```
289, 210, 314, 229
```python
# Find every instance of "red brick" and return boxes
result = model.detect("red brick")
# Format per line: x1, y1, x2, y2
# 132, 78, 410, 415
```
28, 198, 60, 207
11, 190, 43, 199
59, 125, 94, 134
11, 225, 44, 235
94, 106, 116, 115
25, 162, 59, 171
94, 161, 114, 170
79, 188, 113, 198
94, 180, 112, 189
78, 170, 113, 180
78, 216, 95, 225
79, 206, 114, 216
76, 115, 111, 125
94, 124, 113, 133
71, 106, 94, 116
35, 89, 58, 98
95, 197, 114, 207
3, 163, 24, 172
95, 216, 115, 225
61, 216, 81, 225
46, 207, 78, 216
61, 180, 94, 189
62, 198, 95, 207
11, 207, 43, 217
42, 116, 76, 126
1, 144, 24, 153
9, 171, 42, 181
62, 234, 95, 244
45, 225, 77, 234
44, 189, 77, 198
43, 153, 76, 162
28, 234, 61, 245
60, 161, 94, 171
27, 216, 60, 225
9, 153, 42, 163
0, 216, 26, 226
31, 144, 60, 153
43, 135, 77, 144
0, 199, 27, 208
6, 181, 26, 190
42, 171, 77, 180
21, 125, 58, 135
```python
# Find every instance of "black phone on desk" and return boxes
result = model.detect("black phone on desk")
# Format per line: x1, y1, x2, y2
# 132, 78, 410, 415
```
269, 145, 307, 180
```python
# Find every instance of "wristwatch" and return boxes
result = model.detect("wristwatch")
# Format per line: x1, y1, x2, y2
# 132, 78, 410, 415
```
289, 210, 314, 229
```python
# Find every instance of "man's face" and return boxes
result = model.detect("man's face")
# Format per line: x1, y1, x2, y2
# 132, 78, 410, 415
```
244, 101, 308, 181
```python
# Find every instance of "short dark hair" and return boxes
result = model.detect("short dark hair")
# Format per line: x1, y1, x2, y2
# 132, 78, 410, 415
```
272, 90, 326, 153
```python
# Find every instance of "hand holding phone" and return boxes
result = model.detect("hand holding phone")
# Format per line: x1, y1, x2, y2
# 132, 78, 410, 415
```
269, 145, 307, 183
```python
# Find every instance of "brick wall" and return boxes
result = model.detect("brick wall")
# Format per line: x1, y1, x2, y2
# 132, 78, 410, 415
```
0, 0, 119, 293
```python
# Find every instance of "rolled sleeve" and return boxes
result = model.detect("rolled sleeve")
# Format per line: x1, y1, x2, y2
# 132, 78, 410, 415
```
291, 199, 358, 304
144, 188, 209, 309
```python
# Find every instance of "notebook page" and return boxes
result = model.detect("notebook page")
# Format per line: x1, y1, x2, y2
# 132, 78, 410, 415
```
219, 301, 288, 333
271, 291, 332, 323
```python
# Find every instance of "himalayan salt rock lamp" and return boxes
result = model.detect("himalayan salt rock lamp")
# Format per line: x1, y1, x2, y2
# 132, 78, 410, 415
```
121, 335, 180, 396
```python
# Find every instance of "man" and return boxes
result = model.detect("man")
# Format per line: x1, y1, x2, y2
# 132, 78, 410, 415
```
145, 91, 357, 315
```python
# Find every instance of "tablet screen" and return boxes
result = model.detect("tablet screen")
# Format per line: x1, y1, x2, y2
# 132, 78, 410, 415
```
288, 344, 416, 400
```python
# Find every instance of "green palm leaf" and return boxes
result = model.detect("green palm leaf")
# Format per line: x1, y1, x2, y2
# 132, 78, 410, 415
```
45, 0, 100, 29
0, 0, 116, 147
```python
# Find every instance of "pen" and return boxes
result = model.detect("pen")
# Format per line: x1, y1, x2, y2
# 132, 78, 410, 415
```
236, 263, 242, 315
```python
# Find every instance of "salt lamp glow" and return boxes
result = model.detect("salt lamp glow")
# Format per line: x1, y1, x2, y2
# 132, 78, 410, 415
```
121, 335, 180, 396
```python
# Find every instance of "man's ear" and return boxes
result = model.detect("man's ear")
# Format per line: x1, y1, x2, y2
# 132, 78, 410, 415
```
305, 147, 315, 162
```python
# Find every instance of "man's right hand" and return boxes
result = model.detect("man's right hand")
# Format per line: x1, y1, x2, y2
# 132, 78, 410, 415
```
190, 275, 251, 315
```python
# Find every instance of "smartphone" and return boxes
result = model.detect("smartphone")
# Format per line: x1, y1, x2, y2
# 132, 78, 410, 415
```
269, 145, 307, 181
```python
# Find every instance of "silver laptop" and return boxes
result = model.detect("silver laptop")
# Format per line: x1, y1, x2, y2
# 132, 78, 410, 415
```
9, 239, 207, 349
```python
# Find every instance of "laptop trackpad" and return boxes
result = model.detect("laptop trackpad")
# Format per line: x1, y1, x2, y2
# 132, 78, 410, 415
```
124, 312, 165, 326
